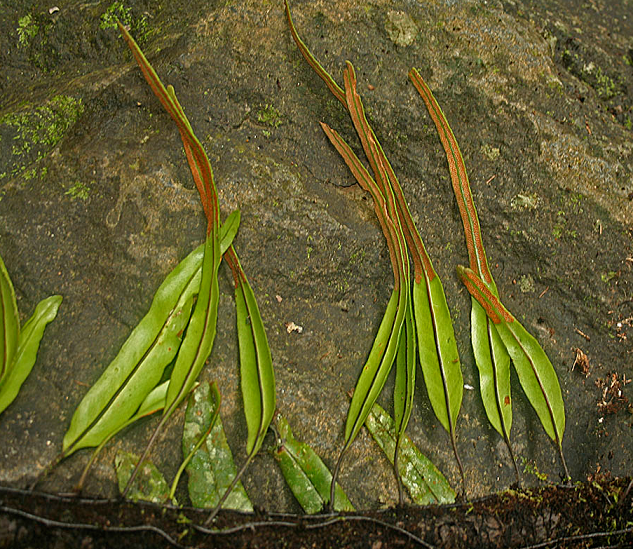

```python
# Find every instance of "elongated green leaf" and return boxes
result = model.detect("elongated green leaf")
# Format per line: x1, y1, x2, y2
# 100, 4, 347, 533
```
64, 296, 194, 455
226, 248, 276, 457
410, 68, 517, 477
393, 296, 416, 503
115, 450, 170, 504
339, 63, 465, 485
0, 253, 19, 386
274, 445, 323, 515
0, 295, 61, 414
63, 213, 239, 455
337, 64, 462, 448
413, 278, 462, 434
321, 105, 465, 486
182, 381, 252, 510
164, 234, 220, 412
365, 402, 455, 505
498, 320, 565, 442
273, 413, 354, 514
457, 266, 568, 476
394, 299, 416, 445
345, 290, 403, 442
471, 300, 512, 437
118, 22, 251, 497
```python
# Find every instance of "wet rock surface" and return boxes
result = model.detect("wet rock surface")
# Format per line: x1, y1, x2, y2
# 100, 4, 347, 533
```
0, 0, 631, 520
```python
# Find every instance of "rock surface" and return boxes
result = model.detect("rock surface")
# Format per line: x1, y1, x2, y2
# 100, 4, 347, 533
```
0, 0, 631, 513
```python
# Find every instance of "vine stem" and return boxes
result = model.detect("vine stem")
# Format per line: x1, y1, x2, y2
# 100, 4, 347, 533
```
328, 445, 349, 513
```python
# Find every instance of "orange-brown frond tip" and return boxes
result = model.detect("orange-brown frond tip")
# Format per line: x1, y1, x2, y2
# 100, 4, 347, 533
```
116, 19, 130, 33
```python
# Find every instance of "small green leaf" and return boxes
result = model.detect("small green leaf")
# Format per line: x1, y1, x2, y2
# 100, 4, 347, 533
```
0, 253, 20, 386
273, 413, 354, 513
365, 402, 455, 504
182, 381, 252, 511
115, 450, 170, 504
0, 295, 61, 414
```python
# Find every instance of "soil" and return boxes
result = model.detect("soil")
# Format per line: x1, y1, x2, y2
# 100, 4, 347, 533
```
2, 478, 633, 548
0, 0, 632, 546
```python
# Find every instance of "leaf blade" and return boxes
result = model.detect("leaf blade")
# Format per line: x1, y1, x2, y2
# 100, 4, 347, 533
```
273, 413, 354, 513
0, 253, 19, 386
471, 300, 512, 438
365, 401, 455, 505
226, 248, 276, 457
182, 382, 252, 511
413, 276, 463, 433
62, 215, 239, 454
164, 232, 220, 412
0, 295, 61, 414
457, 267, 566, 445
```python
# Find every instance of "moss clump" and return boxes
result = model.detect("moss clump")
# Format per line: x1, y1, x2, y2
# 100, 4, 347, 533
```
65, 181, 91, 201
257, 104, 283, 128
16, 14, 38, 48
0, 95, 84, 179
100, 2, 153, 43
100, 2, 132, 30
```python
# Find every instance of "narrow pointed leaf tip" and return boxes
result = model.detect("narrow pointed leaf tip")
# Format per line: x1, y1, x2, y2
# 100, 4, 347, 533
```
284, 0, 346, 106
117, 20, 219, 231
